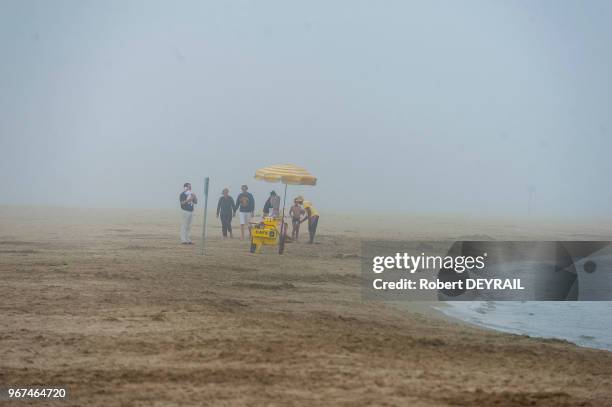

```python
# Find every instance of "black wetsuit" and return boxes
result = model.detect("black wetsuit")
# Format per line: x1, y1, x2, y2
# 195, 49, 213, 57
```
217, 196, 235, 237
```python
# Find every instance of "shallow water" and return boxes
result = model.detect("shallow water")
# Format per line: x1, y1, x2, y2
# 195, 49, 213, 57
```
438, 301, 612, 351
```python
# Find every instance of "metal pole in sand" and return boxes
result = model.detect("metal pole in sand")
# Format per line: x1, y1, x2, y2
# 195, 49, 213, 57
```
201, 177, 210, 255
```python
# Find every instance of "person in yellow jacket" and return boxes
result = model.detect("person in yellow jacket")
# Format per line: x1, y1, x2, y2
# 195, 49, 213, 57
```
301, 201, 319, 244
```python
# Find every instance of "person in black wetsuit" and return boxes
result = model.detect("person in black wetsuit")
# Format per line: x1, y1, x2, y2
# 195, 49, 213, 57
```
216, 188, 235, 239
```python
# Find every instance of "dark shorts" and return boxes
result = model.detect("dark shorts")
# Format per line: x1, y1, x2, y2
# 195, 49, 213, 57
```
292, 217, 301, 226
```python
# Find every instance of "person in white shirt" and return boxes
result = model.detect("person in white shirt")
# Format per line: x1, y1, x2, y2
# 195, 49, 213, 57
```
179, 182, 198, 244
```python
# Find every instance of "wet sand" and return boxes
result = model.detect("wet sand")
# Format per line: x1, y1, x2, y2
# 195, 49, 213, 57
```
1, 206, 611, 406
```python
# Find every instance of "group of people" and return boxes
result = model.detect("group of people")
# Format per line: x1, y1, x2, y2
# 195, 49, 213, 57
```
215, 184, 255, 240
288, 195, 319, 243
179, 182, 319, 245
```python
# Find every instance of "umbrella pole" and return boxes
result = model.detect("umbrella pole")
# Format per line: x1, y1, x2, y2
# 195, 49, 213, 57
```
279, 183, 288, 254
201, 177, 210, 256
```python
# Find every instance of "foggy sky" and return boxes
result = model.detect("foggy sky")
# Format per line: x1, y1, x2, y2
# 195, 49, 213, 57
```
1, 0, 610, 217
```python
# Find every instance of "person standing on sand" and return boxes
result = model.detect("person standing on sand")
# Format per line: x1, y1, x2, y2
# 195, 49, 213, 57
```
289, 198, 305, 241
301, 201, 319, 244
262, 193, 272, 217
179, 182, 198, 245
234, 184, 255, 240
263, 191, 280, 218
216, 188, 235, 239
269, 191, 280, 217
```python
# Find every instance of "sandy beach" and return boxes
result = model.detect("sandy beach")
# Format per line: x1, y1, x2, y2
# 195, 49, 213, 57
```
1, 206, 612, 406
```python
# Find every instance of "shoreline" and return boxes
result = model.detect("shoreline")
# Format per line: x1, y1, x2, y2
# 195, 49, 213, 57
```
384, 290, 612, 353
436, 301, 612, 352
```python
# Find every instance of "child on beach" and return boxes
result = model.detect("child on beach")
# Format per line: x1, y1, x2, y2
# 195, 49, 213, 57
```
289, 198, 305, 241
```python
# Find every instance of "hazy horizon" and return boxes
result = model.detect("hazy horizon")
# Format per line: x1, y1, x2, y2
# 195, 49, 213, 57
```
1, 0, 611, 217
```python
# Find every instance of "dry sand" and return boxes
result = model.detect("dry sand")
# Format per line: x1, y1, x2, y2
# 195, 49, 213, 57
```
1, 206, 611, 406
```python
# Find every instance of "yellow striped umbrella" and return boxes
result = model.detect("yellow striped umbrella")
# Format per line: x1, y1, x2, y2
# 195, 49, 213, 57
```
254, 164, 316, 254
254, 164, 317, 186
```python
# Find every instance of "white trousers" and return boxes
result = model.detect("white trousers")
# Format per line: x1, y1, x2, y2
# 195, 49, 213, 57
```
180, 210, 194, 243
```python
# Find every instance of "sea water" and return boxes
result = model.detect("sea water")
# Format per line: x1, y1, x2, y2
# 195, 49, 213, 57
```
438, 301, 612, 351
